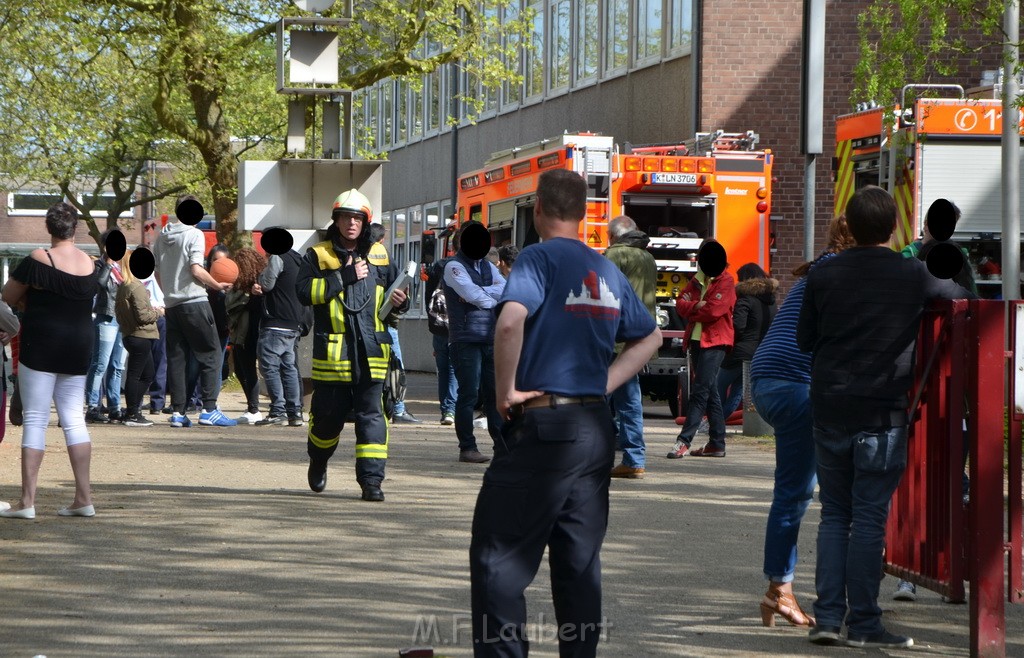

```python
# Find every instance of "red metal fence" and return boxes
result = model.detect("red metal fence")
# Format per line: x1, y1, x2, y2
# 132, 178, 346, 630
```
885, 299, 1023, 657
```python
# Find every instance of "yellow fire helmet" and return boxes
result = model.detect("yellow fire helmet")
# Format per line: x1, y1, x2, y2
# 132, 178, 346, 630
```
332, 188, 373, 222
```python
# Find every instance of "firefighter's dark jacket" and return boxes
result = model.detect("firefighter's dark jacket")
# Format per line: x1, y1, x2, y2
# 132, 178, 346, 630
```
297, 239, 408, 384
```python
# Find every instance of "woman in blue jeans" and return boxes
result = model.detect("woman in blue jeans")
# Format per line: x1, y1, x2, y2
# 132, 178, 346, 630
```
749, 215, 853, 628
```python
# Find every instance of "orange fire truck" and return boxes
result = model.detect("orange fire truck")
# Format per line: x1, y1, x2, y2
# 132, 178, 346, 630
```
834, 83, 1023, 294
426, 131, 773, 414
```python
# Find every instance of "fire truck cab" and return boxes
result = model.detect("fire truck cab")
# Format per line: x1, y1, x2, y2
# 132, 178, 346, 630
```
427, 131, 773, 414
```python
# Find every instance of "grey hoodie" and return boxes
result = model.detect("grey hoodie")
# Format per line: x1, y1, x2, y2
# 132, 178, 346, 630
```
152, 220, 207, 308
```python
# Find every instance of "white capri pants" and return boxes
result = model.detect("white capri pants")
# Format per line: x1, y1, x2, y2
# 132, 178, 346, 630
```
18, 364, 91, 451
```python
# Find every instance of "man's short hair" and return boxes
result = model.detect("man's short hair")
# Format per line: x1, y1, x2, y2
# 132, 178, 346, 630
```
498, 244, 519, 267
537, 169, 587, 221
845, 186, 897, 245
369, 223, 386, 244
608, 215, 637, 241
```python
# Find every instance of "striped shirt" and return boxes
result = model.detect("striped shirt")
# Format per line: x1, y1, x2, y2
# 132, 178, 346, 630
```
749, 277, 812, 385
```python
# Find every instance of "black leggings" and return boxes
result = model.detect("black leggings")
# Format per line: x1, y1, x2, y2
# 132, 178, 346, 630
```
122, 335, 156, 413
233, 341, 260, 413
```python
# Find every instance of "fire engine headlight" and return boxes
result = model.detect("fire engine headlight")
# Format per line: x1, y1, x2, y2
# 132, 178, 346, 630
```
656, 308, 670, 329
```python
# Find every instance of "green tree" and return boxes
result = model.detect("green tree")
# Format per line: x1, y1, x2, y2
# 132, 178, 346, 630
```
854, 0, 1007, 109
1, 1, 529, 249
0, 4, 195, 248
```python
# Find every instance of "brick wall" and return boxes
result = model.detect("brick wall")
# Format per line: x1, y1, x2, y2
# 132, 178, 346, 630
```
0, 203, 142, 253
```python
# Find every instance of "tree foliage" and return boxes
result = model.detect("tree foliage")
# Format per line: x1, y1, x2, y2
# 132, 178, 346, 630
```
854, 0, 1007, 109
0, 0, 528, 248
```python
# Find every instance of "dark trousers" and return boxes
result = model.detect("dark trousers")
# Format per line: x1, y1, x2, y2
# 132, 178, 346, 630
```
470, 402, 614, 657
166, 302, 222, 413
122, 335, 155, 413
307, 378, 387, 485
148, 316, 167, 411
232, 340, 260, 414
451, 341, 503, 452
677, 344, 728, 449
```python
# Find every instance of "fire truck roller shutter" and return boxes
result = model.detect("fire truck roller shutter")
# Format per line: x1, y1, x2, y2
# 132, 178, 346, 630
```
918, 141, 1024, 241
622, 195, 715, 241
514, 197, 539, 248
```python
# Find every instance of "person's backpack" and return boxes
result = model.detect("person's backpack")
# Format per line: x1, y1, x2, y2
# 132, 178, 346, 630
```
427, 284, 449, 337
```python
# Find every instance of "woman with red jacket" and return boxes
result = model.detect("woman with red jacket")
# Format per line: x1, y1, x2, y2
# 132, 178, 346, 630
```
668, 241, 736, 459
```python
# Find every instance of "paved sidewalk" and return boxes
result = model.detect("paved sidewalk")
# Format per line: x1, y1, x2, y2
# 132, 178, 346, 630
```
0, 373, 1019, 657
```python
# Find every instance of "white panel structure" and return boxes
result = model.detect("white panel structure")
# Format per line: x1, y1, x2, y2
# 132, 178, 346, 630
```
240, 160, 385, 252
288, 30, 339, 85
918, 141, 1024, 239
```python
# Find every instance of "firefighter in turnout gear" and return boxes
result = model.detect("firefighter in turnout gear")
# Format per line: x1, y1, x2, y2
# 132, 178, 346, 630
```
297, 189, 409, 501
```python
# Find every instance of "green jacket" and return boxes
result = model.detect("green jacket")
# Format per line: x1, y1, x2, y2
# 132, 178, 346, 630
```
605, 230, 657, 318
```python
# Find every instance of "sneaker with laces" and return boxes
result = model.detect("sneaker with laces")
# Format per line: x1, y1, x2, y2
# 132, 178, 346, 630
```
237, 411, 263, 424
287, 416, 305, 427
169, 412, 192, 428
440, 412, 455, 426
666, 440, 689, 459
256, 414, 285, 426
124, 411, 154, 427
893, 580, 917, 601
845, 630, 913, 649
106, 409, 125, 424
199, 408, 237, 426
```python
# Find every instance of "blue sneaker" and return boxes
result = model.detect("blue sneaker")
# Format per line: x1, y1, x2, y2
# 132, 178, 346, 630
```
169, 412, 192, 428
199, 408, 237, 427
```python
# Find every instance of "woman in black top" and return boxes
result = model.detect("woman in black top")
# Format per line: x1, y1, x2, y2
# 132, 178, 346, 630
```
0, 202, 100, 519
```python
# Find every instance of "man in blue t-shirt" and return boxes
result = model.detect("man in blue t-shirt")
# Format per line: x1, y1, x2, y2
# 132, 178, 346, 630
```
468, 169, 661, 657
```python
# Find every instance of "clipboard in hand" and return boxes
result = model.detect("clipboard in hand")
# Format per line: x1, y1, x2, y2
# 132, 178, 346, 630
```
378, 260, 417, 321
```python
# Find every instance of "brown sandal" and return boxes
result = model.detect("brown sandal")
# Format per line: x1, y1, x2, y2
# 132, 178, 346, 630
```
760, 583, 815, 628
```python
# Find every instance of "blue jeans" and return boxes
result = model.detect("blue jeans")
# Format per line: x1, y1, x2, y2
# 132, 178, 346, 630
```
812, 421, 908, 635
387, 326, 407, 416
611, 373, 645, 468
451, 341, 503, 453
258, 328, 302, 418
717, 363, 744, 416
433, 334, 456, 416
677, 345, 727, 449
85, 316, 126, 410
751, 377, 816, 583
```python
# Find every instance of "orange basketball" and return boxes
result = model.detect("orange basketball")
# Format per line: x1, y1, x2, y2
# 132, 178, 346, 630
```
209, 257, 239, 284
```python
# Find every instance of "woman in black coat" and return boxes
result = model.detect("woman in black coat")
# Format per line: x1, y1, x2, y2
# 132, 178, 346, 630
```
717, 263, 778, 416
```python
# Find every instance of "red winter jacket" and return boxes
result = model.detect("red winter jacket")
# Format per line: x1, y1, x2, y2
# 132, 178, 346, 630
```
675, 271, 737, 349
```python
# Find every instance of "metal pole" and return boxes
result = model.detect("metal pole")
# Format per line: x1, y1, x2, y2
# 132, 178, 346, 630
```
1002, 0, 1020, 302
802, 0, 825, 261
804, 155, 816, 260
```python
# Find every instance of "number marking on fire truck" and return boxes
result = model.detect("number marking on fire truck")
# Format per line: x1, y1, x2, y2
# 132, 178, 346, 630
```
651, 173, 697, 185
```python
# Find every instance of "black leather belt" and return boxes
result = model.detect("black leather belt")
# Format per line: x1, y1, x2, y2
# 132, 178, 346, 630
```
521, 394, 606, 410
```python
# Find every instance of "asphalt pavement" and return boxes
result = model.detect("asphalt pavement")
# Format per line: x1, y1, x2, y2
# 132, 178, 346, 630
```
0, 372, 1019, 657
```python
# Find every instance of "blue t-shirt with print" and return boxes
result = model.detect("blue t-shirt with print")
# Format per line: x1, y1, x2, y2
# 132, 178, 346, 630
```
499, 237, 656, 397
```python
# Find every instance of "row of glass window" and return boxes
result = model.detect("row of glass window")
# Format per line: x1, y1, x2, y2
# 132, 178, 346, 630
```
6, 192, 136, 217
380, 199, 454, 316
355, 0, 692, 154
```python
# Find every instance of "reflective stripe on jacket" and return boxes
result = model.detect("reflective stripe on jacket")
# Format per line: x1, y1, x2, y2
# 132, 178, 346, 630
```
297, 240, 397, 383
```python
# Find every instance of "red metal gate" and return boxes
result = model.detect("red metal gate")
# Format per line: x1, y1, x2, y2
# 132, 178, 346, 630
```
885, 299, 1023, 657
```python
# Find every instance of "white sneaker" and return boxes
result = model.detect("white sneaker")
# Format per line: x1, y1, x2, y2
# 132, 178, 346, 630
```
237, 411, 263, 424
893, 580, 917, 601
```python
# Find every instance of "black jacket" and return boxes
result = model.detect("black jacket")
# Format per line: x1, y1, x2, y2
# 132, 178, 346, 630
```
724, 276, 777, 367
260, 251, 306, 332
796, 247, 971, 427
